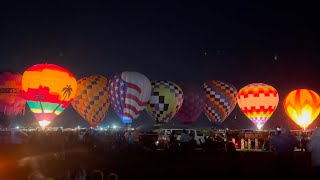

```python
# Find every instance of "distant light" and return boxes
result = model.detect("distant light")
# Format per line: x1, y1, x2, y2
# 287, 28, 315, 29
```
16, 126, 20, 129
100, 127, 103, 130
113, 125, 117, 129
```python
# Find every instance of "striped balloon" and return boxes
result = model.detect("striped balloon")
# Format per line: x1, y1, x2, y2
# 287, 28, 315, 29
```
71, 75, 110, 128
237, 83, 279, 129
203, 80, 237, 123
284, 89, 320, 130
108, 71, 151, 125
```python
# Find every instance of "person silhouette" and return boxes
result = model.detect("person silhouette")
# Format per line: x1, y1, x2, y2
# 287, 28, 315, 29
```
307, 128, 320, 178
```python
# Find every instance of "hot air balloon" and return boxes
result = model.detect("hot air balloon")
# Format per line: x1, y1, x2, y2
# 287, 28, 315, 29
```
175, 83, 204, 124
0, 71, 26, 128
145, 80, 184, 124
203, 80, 237, 124
21, 64, 77, 128
283, 89, 320, 131
237, 83, 279, 130
107, 71, 151, 126
71, 75, 110, 128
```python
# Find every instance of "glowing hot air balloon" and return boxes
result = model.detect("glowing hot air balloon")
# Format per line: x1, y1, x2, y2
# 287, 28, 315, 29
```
71, 75, 110, 128
0, 71, 26, 128
175, 83, 204, 124
203, 80, 237, 123
237, 83, 279, 130
145, 80, 184, 124
21, 64, 77, 128
283, 89, 320, 131
108, 71, 151, 126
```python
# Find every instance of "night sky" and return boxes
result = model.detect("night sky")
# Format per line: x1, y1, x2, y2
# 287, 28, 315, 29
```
1, 2, 320, 130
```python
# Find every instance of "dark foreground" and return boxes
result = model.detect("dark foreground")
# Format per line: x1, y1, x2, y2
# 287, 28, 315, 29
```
0, 144, 314, 180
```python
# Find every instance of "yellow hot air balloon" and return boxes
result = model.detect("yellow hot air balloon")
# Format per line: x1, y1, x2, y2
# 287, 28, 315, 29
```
71, 75, 110, 128
283, 89, 320, 131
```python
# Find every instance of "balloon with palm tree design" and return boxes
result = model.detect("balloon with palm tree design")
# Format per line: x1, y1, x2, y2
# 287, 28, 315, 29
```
21, 64, 77, 127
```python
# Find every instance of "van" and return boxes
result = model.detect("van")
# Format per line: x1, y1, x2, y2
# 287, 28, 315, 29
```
0, 129, 29, 145
156, 128, 205, 149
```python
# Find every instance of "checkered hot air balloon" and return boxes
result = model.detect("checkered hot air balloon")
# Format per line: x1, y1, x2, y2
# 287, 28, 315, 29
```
145, 80, 183, 124
21, 64, 77, 127
283, 89, 320, 131
0, 71, 26, 128
71, 75, 110, 128
107, 71, 151, 125
175, 83, 204, 124
237, 83, 279, 130
203, 80, 237, 123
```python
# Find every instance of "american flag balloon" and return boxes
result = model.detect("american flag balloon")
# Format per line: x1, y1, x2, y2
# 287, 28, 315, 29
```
107, 71, 151, 124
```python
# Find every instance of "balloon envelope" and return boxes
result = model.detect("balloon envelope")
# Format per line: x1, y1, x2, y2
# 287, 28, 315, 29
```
175, 83, 204, 123
0, 71, 26, 128
237, 83, 279, 129
108, 71, 151, 124
145, 80, 184, 124
71, 75, 110, 128
21, 64, 77, 126
283, 89, 320, 130
203, 80, 237, 123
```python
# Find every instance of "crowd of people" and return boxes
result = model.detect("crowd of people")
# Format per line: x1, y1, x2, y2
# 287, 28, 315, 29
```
4, 126, 320, 179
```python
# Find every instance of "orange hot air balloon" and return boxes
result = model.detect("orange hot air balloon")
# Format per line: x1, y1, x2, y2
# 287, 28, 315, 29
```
237, 83, 279, 130
283, 89, 320, 131
21, 64, 77, 127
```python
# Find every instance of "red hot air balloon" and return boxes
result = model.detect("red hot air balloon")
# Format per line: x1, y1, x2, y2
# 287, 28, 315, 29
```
176, 83, 205, 124
237, 83, 279, 130
21, 64, 77, 128
0, 71, 26, 128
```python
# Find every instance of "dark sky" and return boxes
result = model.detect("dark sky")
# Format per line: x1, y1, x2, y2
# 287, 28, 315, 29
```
2, 2, 320, 129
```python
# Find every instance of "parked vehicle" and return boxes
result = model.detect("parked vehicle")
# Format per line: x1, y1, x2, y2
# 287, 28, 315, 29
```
156, 128, 205, 149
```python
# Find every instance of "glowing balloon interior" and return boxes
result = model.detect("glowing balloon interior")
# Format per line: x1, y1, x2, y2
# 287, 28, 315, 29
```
21, 64, 77, 125
237, 83, 279, 130
71, 75, 110, 128
0, 71, 26, 128
283, 89, 320, 130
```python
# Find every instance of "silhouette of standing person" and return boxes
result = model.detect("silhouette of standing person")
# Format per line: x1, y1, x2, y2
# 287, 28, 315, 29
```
270, 127, 299, 177
224, 141, 245, 177
307, 128, 320, 178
